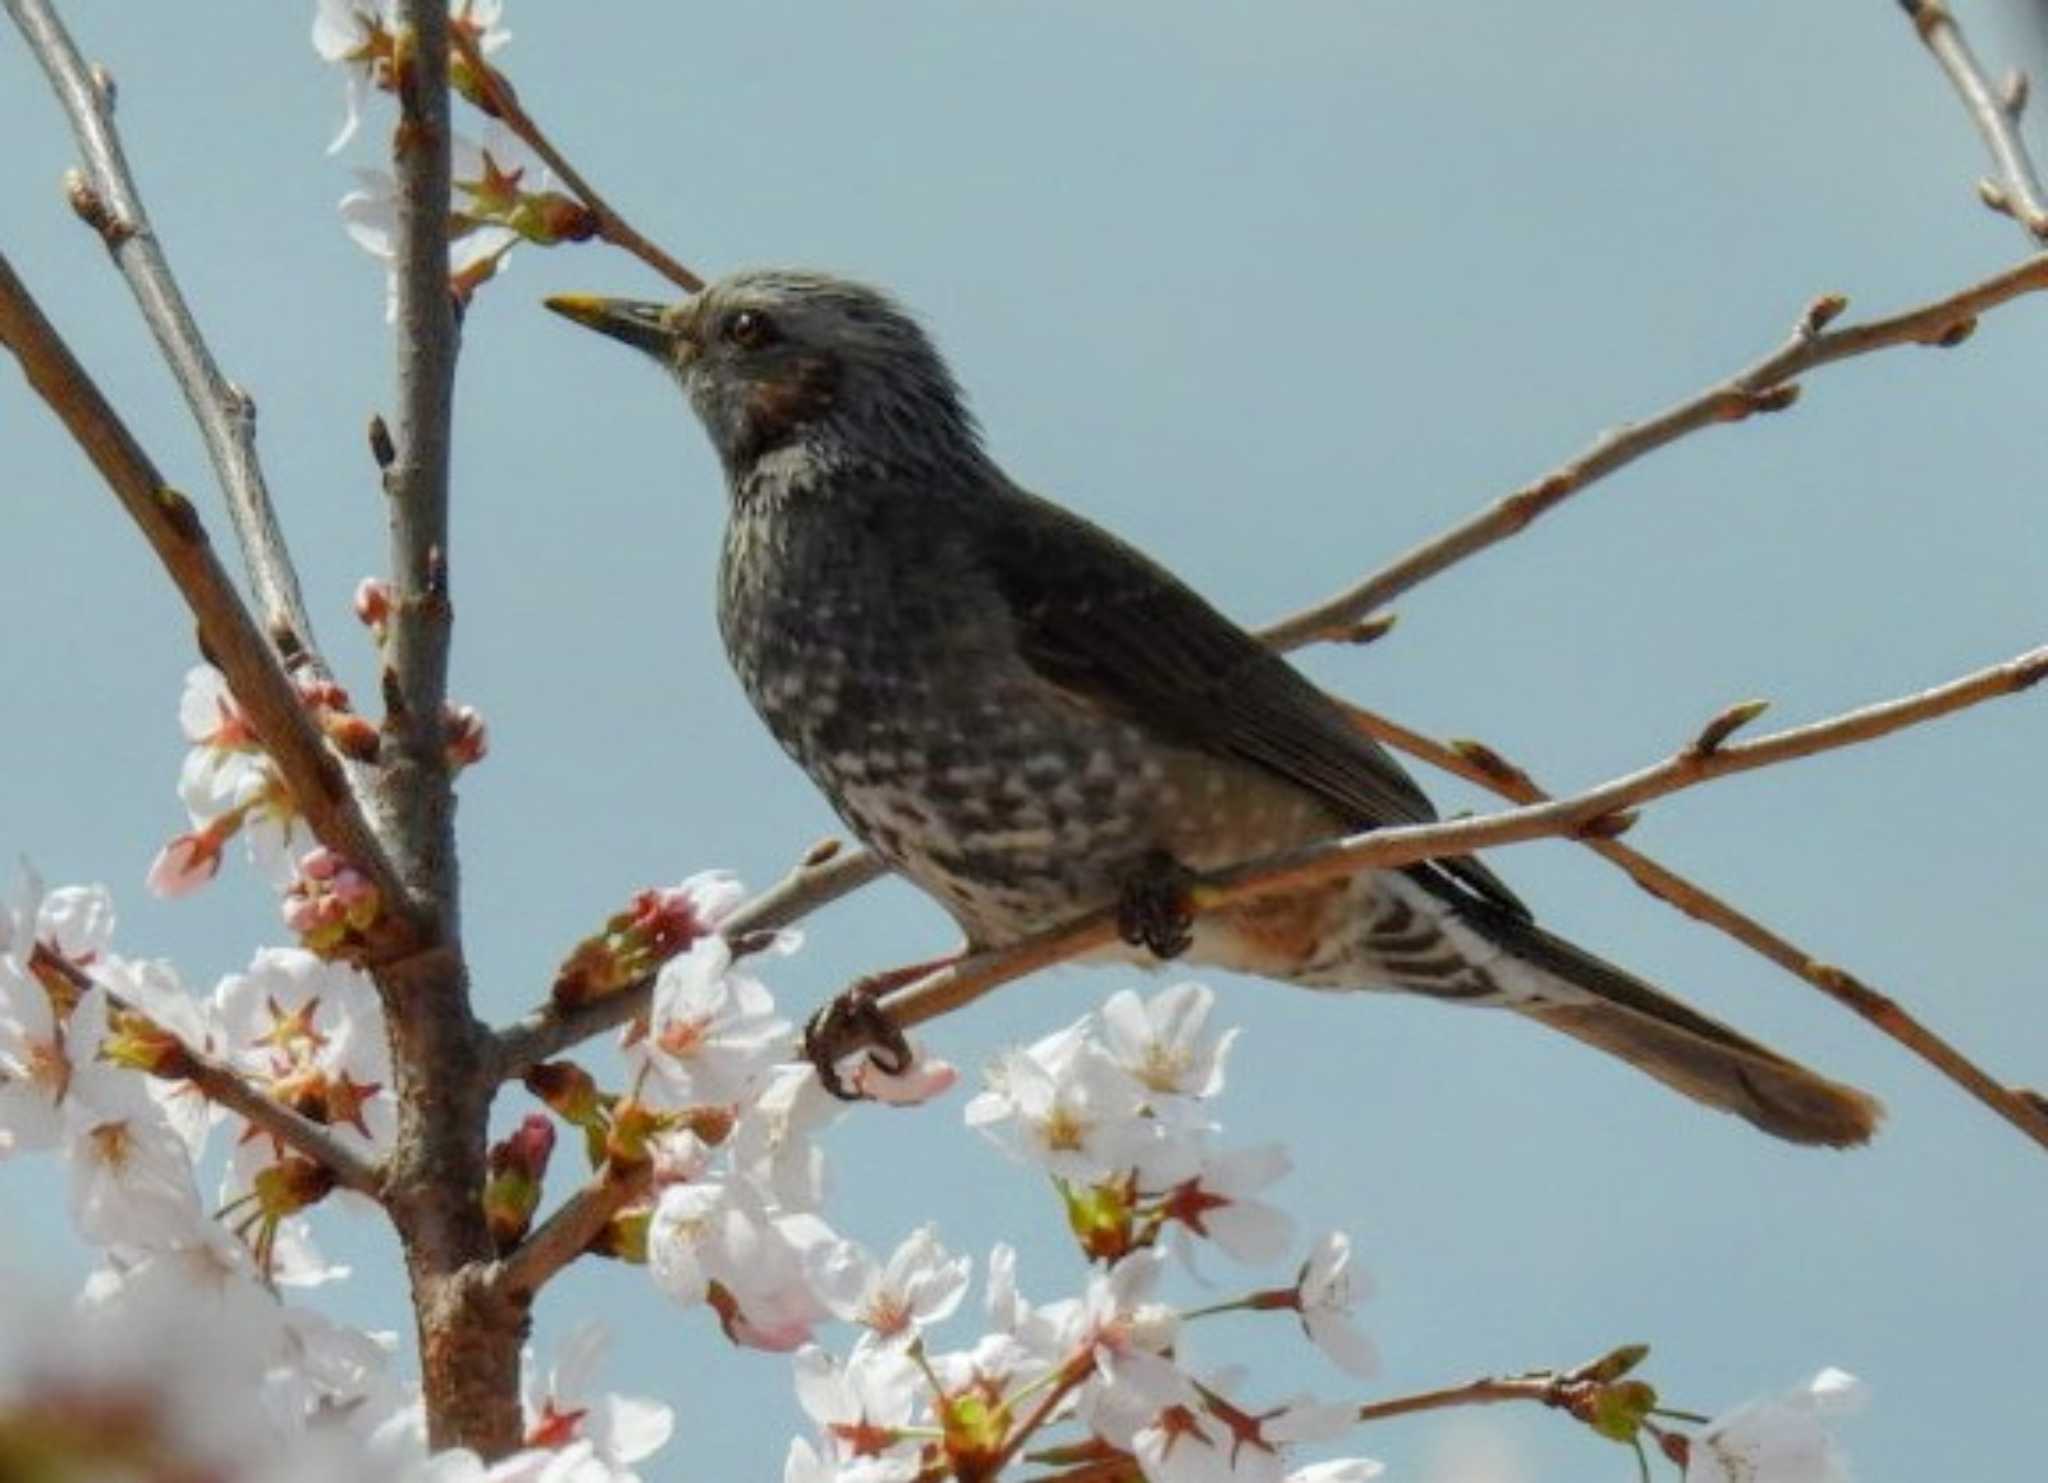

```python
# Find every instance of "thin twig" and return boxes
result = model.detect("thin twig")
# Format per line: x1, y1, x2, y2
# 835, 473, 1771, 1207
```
1338, 703, 2048, 1154
1255, 253, 2048, 649
182, 1045, 384, 1198
1354, 1373, 1569, 1426
1899, 0, 2048, 241
491, 845, 889, 1081
6, 0, 326, 668
35, 947, 383, 1197
0, 251, 415, 928
489, 1161, 650, 1302
990, 1360, 1096, 1479
875, 647, 2048, 1036
448, 24, 705, 293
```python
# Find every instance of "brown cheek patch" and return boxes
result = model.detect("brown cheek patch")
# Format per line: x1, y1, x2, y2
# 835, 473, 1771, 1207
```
742, 354, 841, 451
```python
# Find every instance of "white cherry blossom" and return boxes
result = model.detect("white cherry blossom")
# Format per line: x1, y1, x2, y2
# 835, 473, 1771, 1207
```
0, 954, 71, 1155
1100, 981, 1238, 1100
789, 1343, 924, 1483
520, 1320, 675, 1480
63, 1006, 204, 1249
93, 954, 224, 1158
964, 1017, 1153, 1182
628, 936, 790, 1109
1293, 1233, 1378, 1378
1165, 1143, 1296, 1269
728, 1061, 844, 1210
215, 946, 393, 1162
647, 1180, 832, 1351
1688, 1368, 1866, 1483
809, 1223, 970, 1346
313, 0, 510, 153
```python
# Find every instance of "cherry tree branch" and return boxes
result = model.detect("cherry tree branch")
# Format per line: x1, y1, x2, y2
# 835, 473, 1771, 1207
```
490, 843, 888, 1081
1353, 1375, 1575, 1428
1255, 253, 2048, 648
874, 646, 2048, 1036
488, 1161, 651, 1304
0, 251, 413, 924
1338, 704, 2048, 1154
1899, 0, 2048, 241
182, 1046, 384, 1198
5, 0, 326, 670
34, 947, 383, 1197
366, 3, 516, 1459
1019, 1349, 1661, 1480
375, 4, 463, 918
449, 25, 705, 293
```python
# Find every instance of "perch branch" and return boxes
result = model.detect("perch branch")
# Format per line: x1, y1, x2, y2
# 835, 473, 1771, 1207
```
875, 647, 2048, 1036
449, 24, 705, 293
499, 254, 2048, 1056
0, 252, 414, 928
6, 0, 326, 669
489, 1160, 651, 1303
1256, 252, 2048, 649
1898, 0, 2048, 241
1338, 703, 2048, 1154
491, 844, 889, 1081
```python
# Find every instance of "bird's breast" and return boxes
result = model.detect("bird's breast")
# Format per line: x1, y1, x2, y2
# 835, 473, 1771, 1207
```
714, 493, 1344, 947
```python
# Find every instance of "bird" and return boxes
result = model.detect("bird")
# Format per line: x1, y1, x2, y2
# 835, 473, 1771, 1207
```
544, 270, 1881, 1148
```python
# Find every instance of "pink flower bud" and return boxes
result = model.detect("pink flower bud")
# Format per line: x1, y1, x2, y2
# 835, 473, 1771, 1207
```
282, 848, 383, 959
353, 577, 394, 634
624, 886, 710, 958
323, 710, 382, 762
491, 1112, 558, 1182
524, 1061, 604, 1125
146, 823, 230, 899
295, 677, 355, 714
486, 1113, 557, 1253
444, 702, 489, 770
281, 893, 331, 936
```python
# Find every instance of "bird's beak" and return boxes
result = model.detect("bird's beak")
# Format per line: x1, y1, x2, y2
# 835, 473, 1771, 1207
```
543, 294, 681, 358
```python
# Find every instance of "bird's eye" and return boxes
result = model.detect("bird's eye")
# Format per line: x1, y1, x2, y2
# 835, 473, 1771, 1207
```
724, 309, 778, 350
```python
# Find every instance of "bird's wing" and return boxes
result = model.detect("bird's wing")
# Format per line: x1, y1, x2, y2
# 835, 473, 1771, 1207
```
975, 485, 1528, 918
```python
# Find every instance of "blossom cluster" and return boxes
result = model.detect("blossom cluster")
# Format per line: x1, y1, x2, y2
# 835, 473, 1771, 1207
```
1, 849, 1865, 1480
147, 663, 484, 960
744, 983, 1387, 1483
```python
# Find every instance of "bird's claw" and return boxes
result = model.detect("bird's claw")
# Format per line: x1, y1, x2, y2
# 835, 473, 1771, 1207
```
804, 981, 914, 1101
1117, 849, 1197, 960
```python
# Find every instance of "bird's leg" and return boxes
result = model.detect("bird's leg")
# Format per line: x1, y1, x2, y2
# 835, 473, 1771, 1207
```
804, 953, 959, 1100
1116, 849, 1198, 960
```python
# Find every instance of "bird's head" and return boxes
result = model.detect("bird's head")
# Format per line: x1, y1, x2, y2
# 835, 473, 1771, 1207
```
545, 269, 987, 490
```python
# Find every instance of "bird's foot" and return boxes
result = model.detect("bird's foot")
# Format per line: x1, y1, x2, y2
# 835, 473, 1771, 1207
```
803, 956, 950, 1100
1116, 849, 1197, 960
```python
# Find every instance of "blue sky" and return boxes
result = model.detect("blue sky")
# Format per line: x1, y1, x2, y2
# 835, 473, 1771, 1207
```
3, 3, 2046, 1480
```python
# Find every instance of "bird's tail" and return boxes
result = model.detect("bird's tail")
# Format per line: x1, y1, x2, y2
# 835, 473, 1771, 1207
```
1489, 912, 1883, 1148
1244, 872, 1883, 1148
